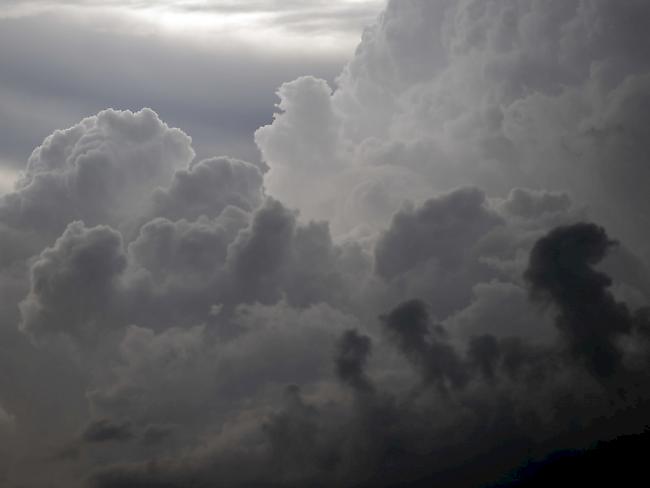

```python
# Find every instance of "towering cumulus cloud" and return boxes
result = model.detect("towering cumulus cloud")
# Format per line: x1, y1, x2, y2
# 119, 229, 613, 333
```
0, 1, 650, 487
257, 0, 650, 261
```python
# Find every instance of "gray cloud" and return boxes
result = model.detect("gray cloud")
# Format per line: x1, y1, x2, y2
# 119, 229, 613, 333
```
374, 187, 502, 280
335, 329, 374, 393
381, 299, 468, 390
524, 223, 643, 378
0, 1, 649, 487
82, 418, 134, 444
150, 156, 265, 222
19, 222, 127, 345
0, 10, 350, 179
1, 108, 193, 238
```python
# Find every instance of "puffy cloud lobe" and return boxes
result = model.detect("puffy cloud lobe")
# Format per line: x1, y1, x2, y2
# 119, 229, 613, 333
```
80, 234, 649, 488
354, 184, 583, 337
0, 404, 15, 431
129, 215, 238, 291
227, 198, 297, 305
140, 424, 174, 446
227, 197, 364, 309
255, 76, 344, 223
1, 109, 193, 239
524, 223, 635, 378
1, 151, 643, 487
150, 156, 264, 222
19, 221, 126, 344
256, 76, 340, 173
370, 186, 516, 321
577, 72, 650, 259
381, 299, 468, 390
466, 334, 500, 381
337, 165, 436, 231
255, 0, 650, 260
374, 186, 502, 280
262, 385, 340, 485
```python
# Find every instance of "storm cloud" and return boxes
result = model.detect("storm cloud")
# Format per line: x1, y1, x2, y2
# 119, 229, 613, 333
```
0, 1, 649, 487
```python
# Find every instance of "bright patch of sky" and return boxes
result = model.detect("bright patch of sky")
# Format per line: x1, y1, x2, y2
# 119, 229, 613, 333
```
0, 0, 383, 55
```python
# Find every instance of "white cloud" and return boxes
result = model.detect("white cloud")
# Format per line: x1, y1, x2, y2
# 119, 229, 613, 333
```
256, 0, 650, 262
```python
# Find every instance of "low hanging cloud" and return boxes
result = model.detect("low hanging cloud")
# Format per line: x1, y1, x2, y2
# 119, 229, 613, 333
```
0, 1, 649, 487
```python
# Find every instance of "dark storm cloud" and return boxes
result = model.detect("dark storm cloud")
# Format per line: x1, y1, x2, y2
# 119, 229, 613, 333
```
82, 418, 134, 444
19, 222, 127, 344
86, 253, 649, 487
0, 1, 650, 487
525, 223, 647, 378
381, 299, 468, 390
335, 329, 374, 392
371, 186, 525, 322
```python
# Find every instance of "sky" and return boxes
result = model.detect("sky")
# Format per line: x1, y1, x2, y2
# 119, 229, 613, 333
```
1, 1, 650, 487
0, 0, 383, 187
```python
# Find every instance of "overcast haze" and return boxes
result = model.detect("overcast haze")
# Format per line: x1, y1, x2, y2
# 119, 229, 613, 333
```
1, 1, 650, 487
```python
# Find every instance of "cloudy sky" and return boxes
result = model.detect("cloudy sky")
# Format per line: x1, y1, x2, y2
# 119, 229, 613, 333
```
1, 1, 650, 487
0, 0, 382, 189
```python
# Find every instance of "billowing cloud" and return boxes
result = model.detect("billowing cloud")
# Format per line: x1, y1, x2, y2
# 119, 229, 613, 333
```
374, 187, 501, 280
19, 221, 127, 345
150, 156, 265, 222
256, 0, 650, 260
0, 108, 193, 247
525, 223, 641, 378
0, 1, 649, 487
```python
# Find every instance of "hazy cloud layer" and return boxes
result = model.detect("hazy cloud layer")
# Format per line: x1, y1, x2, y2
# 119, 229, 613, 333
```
0, 1, 649, 487
0, 7, 359, 180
